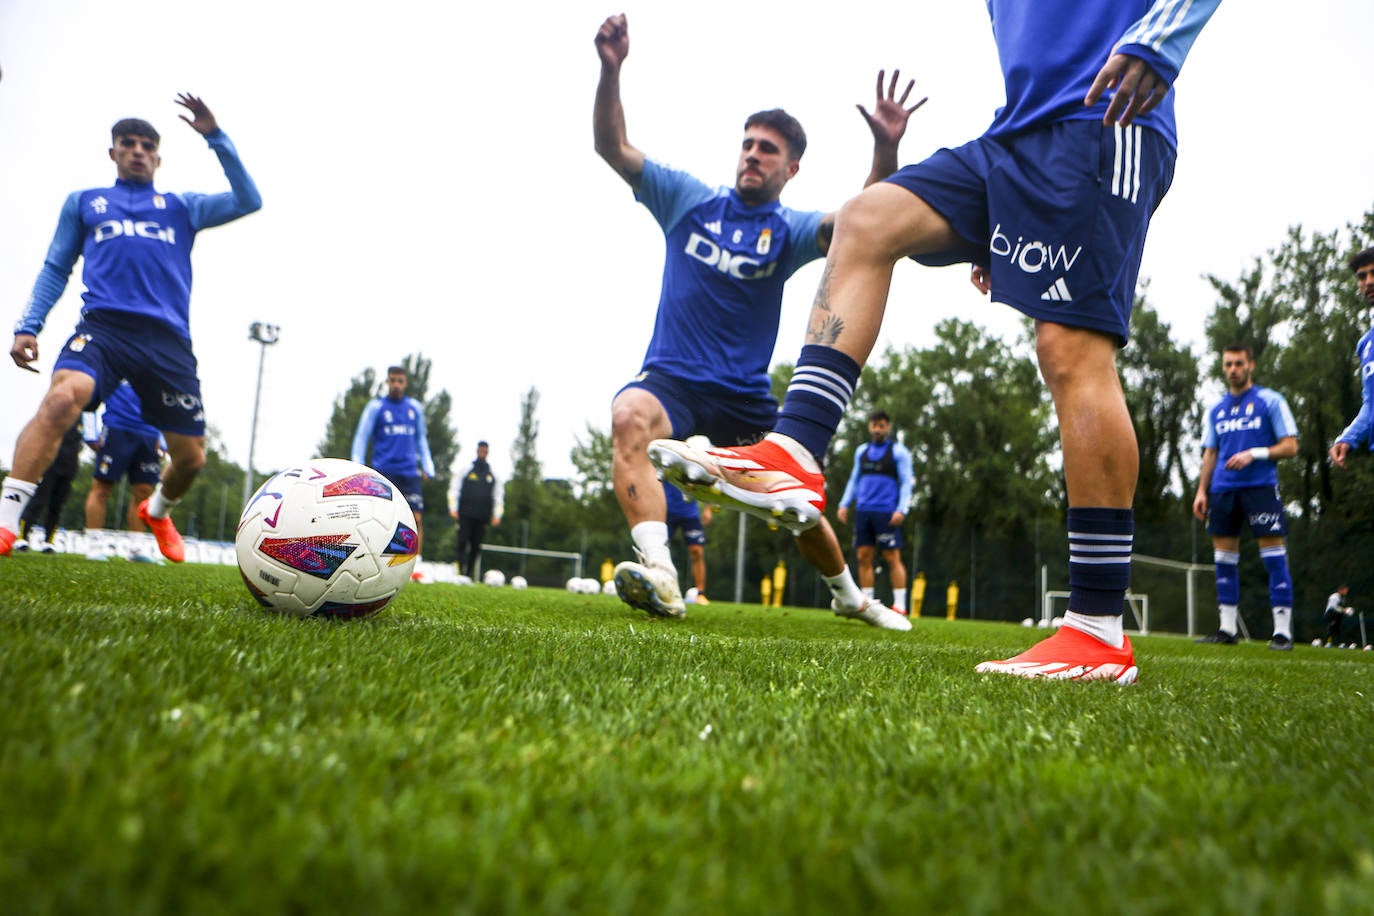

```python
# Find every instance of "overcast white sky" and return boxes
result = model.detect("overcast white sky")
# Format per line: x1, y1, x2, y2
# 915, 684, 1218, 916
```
2, 1, 1372, 489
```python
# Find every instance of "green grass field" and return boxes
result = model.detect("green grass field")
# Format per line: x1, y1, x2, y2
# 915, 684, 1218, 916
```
3, 555, 1372, 915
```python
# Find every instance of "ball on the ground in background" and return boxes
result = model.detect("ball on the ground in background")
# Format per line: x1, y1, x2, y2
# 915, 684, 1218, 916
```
455, 575, 473, 586
236, 458, 419, 619
1022, 618, 1035, 627
565, 577, 580, 592
510, 575, 528, 589
483, 569, 506, 587
602, 579, 617, 595
1312, 639, 1323, 647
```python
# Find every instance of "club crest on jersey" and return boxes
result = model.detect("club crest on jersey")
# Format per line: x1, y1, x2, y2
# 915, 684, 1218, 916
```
68, 333, 92, 353
153, 195, 166, 209
757, 228, 772, 255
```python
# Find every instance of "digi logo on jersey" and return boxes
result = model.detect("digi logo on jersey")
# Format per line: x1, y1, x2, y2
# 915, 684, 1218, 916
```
989, 224, 1082, 275
94, 219, 177, 246
1215, 416, 1263, 435
685, 232, 779, 280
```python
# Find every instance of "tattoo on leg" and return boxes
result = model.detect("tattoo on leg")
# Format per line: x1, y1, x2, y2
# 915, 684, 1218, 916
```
814, 263, 834, 313
627, 484, 637, 500
807, 315, 845, 345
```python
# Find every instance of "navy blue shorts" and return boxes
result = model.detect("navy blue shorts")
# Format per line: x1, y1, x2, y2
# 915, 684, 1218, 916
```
853, 509, 902, 551
885, 120, 1176, 345
667, 514, 706, 547
52, 310, 205, 436
618, 370, 778, 447
381, 473, 425, 513
1206, 486, 1288, 538
93, 426, 162, 485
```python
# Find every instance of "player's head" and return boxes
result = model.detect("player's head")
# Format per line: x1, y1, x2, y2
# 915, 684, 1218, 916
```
476, 441, 489, 459
109, 118, 161, 183
1350, 247, 1374, 304
867, 409, 891, 441
385, 366, 408, 399
1221, 344, 1254, 393
736, 109, 806, 204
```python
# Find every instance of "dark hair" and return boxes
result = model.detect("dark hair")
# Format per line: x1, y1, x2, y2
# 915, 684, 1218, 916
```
386, 366, 407, 377
1223, 344, 1253, 360
1349, 247, 1374, 273
111, 118, 159, 145
867, 409, 891, 423
744, 109, 807, 160
477, 441, 489, 448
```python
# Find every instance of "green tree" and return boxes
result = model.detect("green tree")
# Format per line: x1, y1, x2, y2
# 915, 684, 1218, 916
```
1120, 294, 1201, 541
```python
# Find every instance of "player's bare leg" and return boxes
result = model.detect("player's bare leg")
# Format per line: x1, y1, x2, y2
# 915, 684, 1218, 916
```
1, 370, 93, 555
976, 323, 1139, 683
610, 387, 684, 617
796, 520, 910, 631
137, 431, 205, 563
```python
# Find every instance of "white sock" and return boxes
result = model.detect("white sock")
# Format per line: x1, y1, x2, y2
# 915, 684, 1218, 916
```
862, 586, 875, 599
894, 588, 908, 610
1219, 604, 1239, 635
763, 432, 821, 473
824, 566, 866, 611
1272, 607, 1292, 639
1, 478, 38, 531
147, 484, 180, 519
1063, 611, 1124, 648
630, 521, 673, 570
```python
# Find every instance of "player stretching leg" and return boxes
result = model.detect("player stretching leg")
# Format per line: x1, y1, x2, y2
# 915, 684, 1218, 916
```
594, 13, 917, 629
2, 95, 261, 560
652, 0, 1222, 679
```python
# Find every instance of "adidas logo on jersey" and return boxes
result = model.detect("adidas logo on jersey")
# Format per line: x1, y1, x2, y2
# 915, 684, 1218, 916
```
1040, 278, 1072, 302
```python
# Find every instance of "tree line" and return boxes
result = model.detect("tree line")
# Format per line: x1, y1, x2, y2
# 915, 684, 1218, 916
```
17, 208, 1373, 639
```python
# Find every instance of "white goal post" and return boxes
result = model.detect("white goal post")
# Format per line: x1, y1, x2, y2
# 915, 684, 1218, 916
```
476, 544, 583, 583
1043, 590, 1150, 635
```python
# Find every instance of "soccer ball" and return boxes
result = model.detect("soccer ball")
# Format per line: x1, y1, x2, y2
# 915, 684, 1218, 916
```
236, 458, 418, 619
483, 569, 506, 587
602, 579, 617, 595
510, 575, 528, 589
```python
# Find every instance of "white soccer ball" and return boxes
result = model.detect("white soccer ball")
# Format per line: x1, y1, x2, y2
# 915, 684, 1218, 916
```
566, 577, 581, 592
1312, 639, 1323, 647
236, 458, 418, 619
455, 575, 473, 586
483, 569, 506, 587
602, 579, 617, 595
1022, 618, 1035, 628
510, 575, 528, 589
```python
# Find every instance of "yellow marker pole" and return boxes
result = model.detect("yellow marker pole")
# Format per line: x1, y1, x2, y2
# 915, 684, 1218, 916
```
772, 561, 787, 607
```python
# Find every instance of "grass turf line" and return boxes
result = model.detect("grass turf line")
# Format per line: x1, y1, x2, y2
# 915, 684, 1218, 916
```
1, 555, 1372, 914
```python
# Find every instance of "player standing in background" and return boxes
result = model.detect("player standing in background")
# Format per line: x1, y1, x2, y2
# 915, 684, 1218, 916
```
13, 422, 83, 554
1322, 585, 1351, 647
594, 12, 918, 629
450, 440, 502, 579
1329, 248, 1374, 469
653, 0, 1222, 680
1192, 345, 1299, 650
352, 366, 435, 552
2, 94, 262, 561
836, 409, 914, 613
663, 480, 711, 605
83, 380, 166, 562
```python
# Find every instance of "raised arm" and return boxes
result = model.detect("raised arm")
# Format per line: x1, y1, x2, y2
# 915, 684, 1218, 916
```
818, 70, 926, 253
593, 14, 646, 190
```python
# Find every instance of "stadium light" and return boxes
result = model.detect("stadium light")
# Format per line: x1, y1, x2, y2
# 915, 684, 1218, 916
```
242, 322, 281, 511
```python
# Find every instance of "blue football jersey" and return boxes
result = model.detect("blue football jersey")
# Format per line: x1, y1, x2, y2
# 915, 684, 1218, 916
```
1202, 385, 1297, 492
16, 130, 261, 340
633, 159, 824, 399
1336, 327, 1374, 451
984, 0, 1222, 147
352, 396, 436, 479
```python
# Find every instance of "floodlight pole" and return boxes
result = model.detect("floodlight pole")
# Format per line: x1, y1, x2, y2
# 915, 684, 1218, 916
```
242, 322, 281, 511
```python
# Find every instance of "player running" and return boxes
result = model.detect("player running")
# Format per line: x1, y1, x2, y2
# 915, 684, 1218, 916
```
3, 94, 262, 561
594, 12, 918, 629
651, 1, 1223, 680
